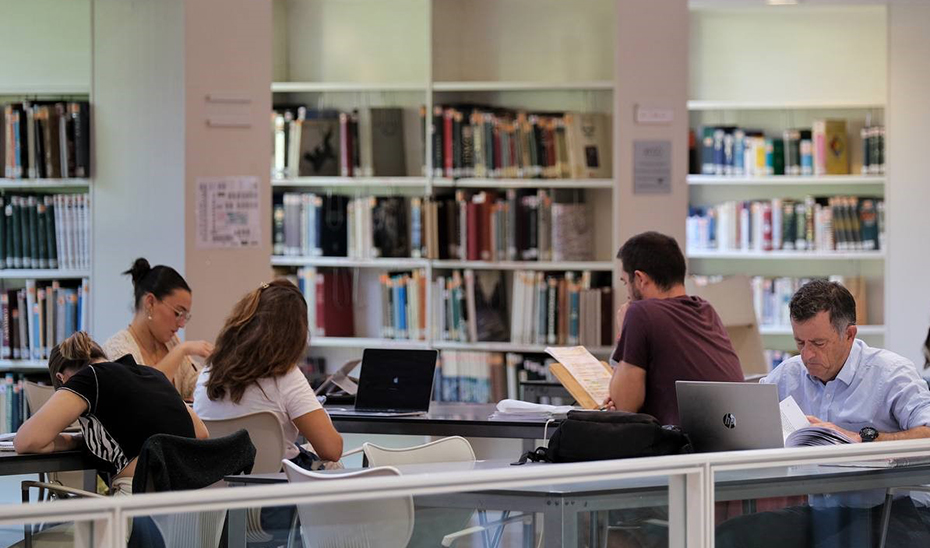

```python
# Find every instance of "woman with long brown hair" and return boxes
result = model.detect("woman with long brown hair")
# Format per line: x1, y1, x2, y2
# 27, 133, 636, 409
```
192, 279, 342, 464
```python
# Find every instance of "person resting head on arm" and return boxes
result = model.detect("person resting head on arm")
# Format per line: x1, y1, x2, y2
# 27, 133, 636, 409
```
15, 331, 207, 495
103, 258, 214, 400
193, 279, 343, 465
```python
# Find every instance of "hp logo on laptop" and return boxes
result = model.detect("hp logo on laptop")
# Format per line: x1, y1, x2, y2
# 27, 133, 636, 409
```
723, 413, 736, 429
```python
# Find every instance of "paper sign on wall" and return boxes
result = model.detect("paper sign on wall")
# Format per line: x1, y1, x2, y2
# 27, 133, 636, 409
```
633, 140, 673, 194
196, 176, 261, 249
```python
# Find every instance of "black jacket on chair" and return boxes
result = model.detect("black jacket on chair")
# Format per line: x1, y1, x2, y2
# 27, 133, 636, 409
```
132, 429, 256, 494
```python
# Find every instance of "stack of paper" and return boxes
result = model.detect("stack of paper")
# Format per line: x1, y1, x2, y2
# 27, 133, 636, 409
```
488, 399, 574, 421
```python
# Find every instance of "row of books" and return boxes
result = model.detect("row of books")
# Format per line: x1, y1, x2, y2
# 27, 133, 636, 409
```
381, 270, 428, 341
430, 106, 611, 179
508, 270, 613, 347
272, 106, 422, 179
0, 194, 89, 270
433, 351, 569, 405
693, 120, 882, 177
0, 375, 28, 434
1, 279, 89, 361
686, 196, 884, 253
2, 101, 91, 179
273, 189, 594, 262
292, 268, 355, 339
749, 275, 869, 328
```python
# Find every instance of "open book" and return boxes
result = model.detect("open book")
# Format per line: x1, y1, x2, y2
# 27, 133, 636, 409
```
780, 396, 856, 446
544, 346, 613, 410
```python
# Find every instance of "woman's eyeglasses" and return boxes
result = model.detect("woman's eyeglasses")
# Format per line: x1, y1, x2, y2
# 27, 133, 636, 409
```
161, 300, 192, 323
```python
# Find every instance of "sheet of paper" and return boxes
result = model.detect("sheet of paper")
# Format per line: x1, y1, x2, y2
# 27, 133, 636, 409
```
195, 176, 261, 249
545, 346, 612, 404
779, 395, 810, 441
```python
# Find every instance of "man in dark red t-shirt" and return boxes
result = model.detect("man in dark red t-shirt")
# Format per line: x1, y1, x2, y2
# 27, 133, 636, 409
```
606, 231, 744, 425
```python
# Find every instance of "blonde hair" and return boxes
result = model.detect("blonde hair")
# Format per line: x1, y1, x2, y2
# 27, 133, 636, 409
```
48, 331, 107, 389
205, 279, 308, 404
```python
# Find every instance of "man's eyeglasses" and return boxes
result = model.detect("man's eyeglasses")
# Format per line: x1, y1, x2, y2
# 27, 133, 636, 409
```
161, 300, 192, 323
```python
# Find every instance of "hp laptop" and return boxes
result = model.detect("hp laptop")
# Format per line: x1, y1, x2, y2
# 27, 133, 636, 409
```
676, 381, 785, 452
328, 348, 438, 417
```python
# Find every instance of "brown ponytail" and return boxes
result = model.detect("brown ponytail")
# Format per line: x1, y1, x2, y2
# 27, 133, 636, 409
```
48, 331, 107, 389
205, 279, 309, 404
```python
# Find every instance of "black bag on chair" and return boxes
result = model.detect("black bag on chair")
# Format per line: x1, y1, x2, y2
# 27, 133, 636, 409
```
516, 410, 693, 464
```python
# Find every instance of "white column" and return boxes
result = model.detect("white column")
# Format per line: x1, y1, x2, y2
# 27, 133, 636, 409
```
886, 2, 930, 363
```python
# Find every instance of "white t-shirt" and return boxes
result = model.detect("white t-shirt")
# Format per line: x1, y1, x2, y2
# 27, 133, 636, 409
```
192, 366, 323, 460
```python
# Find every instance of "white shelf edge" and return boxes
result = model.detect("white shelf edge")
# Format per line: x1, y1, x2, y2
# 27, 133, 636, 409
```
0, 360, 49, 371
760, 325, 885, 336
431, 260, 614, 272
272, 177, 428, 188
0, 270, 90, 279
0, 86, 90, 96
433, 81, 614, 92
434, 178, 614, 189
687, 100, 886, 111
0, 179, 90, 190
431, 341, 614, 354
271, 256, 429, 269
310, 337, 431, 349
272, 82, 427, 93
687, 250, 885, 260
687, 175, 885, 186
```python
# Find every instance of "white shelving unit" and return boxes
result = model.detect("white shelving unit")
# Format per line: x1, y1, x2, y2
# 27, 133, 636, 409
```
687, 175, 885, 187
0, 270, 91, 280
687, 250, 885, 261
271, 0, 619, 395
687, 4, 889, 355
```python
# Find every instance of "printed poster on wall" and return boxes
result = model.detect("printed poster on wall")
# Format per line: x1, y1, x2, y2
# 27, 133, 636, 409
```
195, 176, 261, 249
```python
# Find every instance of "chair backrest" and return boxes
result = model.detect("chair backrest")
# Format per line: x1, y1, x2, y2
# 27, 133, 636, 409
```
283, 460, 414, 548
362, 436, 476, 468
23, 381, 54, 417
203, 411, 284, 474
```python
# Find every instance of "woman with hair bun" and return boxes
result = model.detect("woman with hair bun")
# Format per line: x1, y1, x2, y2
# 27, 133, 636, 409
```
14, 331, 208, 495
103, 258, 214, 400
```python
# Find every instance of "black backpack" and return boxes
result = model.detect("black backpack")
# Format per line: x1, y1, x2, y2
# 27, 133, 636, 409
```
516, 410, 693, 464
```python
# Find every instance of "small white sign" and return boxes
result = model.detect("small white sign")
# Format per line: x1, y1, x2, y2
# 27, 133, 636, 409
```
635, 106, 674, 125
633, 140, 673, 194
196, 176, 262, 249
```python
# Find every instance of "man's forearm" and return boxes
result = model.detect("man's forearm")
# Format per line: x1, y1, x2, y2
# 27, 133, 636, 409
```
879, 426, 930, 441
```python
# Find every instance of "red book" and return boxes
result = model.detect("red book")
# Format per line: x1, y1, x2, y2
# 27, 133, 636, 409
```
466, 201, 480, 261
444, 109, 454, 178
762, 203, 773, 251
321, 269, 355, 337
315, 271, 326, 336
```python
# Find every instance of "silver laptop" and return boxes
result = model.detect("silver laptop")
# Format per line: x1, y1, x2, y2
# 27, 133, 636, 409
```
676, 381, 784, 452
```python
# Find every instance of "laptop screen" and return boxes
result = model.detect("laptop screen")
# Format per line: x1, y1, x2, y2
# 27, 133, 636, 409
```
355, 349, 438, 412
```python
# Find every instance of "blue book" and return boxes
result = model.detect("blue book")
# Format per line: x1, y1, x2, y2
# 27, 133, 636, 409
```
64, 289, 76, 337
397, 278, 408, 339
392, 279, 402, 339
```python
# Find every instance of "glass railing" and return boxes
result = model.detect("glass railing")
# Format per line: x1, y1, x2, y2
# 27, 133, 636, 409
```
4, 439, 930, 548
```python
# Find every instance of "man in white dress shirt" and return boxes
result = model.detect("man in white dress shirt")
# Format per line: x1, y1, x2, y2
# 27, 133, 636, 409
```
717, 279, 930, 548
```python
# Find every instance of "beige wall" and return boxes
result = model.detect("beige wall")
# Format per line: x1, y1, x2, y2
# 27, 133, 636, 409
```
614, 0, 689, 262
183, 0, 273, 342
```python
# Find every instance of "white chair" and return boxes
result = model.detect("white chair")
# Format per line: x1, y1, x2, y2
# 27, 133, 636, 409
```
282, 461, 414, 548
361, 436, 530, 548
204, 411, 285, 543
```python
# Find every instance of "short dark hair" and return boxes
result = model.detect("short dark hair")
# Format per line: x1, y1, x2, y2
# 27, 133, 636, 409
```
123, 258, 191, 311
616, 231, 686, 291
789, 279, 857, 333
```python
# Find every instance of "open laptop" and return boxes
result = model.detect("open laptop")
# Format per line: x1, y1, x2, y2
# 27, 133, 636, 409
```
327, 348, 438, 417
676, 381, 785, 452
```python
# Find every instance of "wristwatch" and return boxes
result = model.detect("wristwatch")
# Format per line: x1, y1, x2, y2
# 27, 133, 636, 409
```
859, 426, 879, 442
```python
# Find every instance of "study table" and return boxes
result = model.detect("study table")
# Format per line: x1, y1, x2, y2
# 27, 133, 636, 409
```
225, 458, 930, 548
0, 451, 97, 491
326, 402, 558, 444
